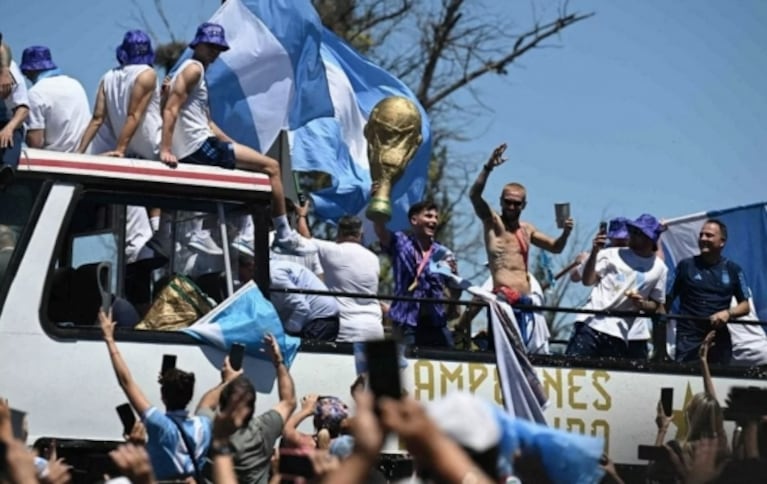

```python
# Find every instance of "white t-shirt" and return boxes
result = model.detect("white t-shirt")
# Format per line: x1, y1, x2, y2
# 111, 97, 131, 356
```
125, 205, 153, 264
309, 238, 383, 342
26, 74, 90, 153
170, 59, 213, 159
2, 61, 28, 118
101, 65, 162, 159
578, 247, 667, 341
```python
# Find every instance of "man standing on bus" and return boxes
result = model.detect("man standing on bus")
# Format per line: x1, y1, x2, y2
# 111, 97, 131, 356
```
160, 22, 305, 255
0, 37, 28, 177
469, 143, 573, 346
666, 219, 751, 364
567, 214, 667, 359
372, 200, 461, 348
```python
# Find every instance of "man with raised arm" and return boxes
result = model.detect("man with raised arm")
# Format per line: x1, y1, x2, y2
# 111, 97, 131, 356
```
0, 38, 28, 177
160, 22, 304, 254
196, 334, 296, 484
469, 143, 573, 345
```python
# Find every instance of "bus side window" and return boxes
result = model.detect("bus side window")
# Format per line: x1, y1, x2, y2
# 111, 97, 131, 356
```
45, 190, 252, 336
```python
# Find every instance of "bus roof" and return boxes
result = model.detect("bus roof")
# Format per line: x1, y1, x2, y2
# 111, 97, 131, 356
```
18, 149, 272, 193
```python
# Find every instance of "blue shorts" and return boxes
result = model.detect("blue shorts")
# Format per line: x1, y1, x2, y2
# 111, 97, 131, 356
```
181, 137, 235, 169
0, 126, 23, 168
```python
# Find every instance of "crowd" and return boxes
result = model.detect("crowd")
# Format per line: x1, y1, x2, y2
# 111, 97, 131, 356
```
2, 17, 765, 366
1, 308, 766, 484
2, 5, 767, 483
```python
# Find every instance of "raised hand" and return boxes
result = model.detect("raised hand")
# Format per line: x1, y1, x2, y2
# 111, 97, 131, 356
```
262, 333, 283, 366
484, 143, 508, 170
98, 309, 116, 342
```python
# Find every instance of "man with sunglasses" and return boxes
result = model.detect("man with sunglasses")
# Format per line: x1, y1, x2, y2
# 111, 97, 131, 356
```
470, 143, 573, 349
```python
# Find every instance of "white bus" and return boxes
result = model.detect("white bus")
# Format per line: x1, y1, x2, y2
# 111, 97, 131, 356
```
0, 149, 764, 480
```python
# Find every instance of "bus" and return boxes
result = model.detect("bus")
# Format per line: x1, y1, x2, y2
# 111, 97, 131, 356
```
1, 149, 764, 480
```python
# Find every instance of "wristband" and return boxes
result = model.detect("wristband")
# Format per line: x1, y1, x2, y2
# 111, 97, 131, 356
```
482, 164, 492, 172
210, 442, 235, 456
274, 359, 284, 367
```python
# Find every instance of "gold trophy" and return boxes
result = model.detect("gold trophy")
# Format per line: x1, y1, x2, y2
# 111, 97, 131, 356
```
364, 96, 423, 222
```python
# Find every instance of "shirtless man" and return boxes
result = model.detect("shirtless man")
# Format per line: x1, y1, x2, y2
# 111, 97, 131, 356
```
469, 143, 573, 344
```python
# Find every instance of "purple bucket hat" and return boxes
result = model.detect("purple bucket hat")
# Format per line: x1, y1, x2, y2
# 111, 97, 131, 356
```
20, 46, 57, 72
189, 22, 230, 51
116, 30, 155, 66
313, 396, 349, 437
627, 213, 664, 243
607, 217, 630, 240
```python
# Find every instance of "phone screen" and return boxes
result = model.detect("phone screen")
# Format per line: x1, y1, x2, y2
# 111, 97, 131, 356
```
661, 388, 673, 417
637, 445, 670, 462
365, 340, 402, 400
161, 354, 177, 375
116, 403, 136, 435
229, 343, 246, 371
599, 221, 608, 234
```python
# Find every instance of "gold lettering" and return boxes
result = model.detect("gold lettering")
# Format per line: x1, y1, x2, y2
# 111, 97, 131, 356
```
413, 360, 434, 401
566, 418, 585, 434
592, 371, 611, 411
552, 416, 561, 429
591, 419, 610, 454
567, 369, 587, 410
468, 363, 488, 393
440, 363, 464, 394
542, 369, 563, 408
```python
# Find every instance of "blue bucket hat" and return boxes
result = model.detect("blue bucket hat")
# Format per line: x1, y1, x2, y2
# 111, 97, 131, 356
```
116, 30, 155, 66
607, 217, 629, 240
627, 213, 664, 243
20, 46, 57, 72
189, 22, 230, 51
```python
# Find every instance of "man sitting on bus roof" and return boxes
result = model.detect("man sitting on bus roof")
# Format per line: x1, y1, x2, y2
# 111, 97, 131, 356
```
666, 219, 751, 365
567, 214, 667, 360
20, 46, 90, 153
0, 37, 29, 178
160, 22, 308, 256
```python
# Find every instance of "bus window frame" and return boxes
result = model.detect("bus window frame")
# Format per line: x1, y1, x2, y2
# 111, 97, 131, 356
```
0, 178, 51, 310
39, 185, 265, 346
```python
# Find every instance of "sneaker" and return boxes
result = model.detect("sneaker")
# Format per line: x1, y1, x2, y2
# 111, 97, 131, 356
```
271, 229, 316, 256
188, 230, 223, 255
231, 234, 254, 257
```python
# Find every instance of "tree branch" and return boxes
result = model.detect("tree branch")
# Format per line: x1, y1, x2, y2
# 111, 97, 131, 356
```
423, 11, 594, 110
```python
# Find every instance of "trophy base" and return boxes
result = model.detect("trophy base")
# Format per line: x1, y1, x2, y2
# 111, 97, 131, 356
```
366, 197, 392, 222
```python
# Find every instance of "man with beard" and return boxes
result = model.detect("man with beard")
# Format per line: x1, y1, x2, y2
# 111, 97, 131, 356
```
373, 200, 461, 348
666, 219, 751, 364
469, 143, 573, 347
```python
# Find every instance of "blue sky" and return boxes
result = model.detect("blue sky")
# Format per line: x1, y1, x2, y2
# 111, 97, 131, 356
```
4, 0, 766, 277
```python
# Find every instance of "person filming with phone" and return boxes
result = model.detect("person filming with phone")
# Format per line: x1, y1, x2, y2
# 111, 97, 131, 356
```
566, 214, 668, 359
99, 309, 216, 481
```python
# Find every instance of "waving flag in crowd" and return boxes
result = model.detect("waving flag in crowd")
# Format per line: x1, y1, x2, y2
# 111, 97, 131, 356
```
290, 29, 432, 231
201, 0, 333, 153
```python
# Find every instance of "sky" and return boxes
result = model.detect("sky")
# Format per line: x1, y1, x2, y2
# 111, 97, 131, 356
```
4, 0, 766, 285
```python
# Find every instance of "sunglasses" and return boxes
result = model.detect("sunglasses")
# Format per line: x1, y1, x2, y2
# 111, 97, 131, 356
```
502, 199, 525, 207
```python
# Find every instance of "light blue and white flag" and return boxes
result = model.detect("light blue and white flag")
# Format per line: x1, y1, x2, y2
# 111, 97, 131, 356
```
290, 28, 432, 231
661, 202, 767, 362
198, 0, 333, 153
182, 281, 301, 367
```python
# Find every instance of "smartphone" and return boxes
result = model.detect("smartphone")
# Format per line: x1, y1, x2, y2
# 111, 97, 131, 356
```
637, 445, 670, 462
10, 408, 26, 441
661, 388, 673, 417
116, 403, 136, 436
279, 450, 316, 478
161, 354, 177, 375
229, 343, 246, 371
97, 262, 112, 314
599, 221, 608, 234
365, 339, 402, 400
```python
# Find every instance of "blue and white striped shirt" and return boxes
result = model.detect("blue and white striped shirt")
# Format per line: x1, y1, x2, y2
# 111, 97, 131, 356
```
142, 407, 212, 479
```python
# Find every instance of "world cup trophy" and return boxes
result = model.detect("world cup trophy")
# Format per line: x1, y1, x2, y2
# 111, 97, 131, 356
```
364, 96, 423, 222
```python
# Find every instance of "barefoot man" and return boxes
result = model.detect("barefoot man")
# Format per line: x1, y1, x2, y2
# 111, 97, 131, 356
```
469, 143, 574, 348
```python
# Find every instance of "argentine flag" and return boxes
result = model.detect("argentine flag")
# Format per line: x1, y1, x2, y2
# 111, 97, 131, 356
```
202, 0, 333, 153
660, 202, 767, 363
183, 281, 301, 367
290, 29, 432, 231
